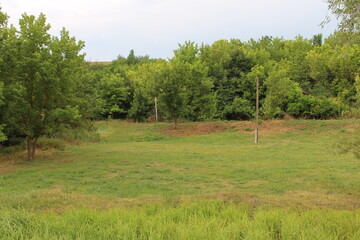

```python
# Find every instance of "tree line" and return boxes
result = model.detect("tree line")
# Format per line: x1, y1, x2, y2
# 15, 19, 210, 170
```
0, 0, 359, 160
90, 33, 359, 124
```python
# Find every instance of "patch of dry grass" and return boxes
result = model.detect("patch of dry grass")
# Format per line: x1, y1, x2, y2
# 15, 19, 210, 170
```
162, 120, 303, 137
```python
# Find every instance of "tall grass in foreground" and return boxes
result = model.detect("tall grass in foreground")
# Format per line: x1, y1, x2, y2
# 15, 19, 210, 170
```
1, 201, 359, 240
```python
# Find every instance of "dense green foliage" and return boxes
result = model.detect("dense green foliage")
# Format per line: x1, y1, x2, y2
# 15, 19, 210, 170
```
0, 11, 100, 160
324, 0, 360, 33
88, 34, 360, 122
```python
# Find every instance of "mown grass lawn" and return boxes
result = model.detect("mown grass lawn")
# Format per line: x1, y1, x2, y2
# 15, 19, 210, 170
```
0, 119, 360, 239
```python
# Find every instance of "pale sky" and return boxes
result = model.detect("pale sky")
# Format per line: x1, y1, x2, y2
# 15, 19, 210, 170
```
2, 0, 338, 61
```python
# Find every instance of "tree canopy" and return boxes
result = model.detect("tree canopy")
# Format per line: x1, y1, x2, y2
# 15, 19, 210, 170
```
324, 0, 360, 33
0, 12, 96, 160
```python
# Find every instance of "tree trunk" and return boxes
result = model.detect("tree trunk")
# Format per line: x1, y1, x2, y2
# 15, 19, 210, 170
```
255, 76, 259, 143
174, 118, 177, 129
26, 136, 38, 161
31, 138, 38, 160
26, 137, 32, 161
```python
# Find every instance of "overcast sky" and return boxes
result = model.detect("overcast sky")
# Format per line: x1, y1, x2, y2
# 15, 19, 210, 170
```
2, 0, 338, 61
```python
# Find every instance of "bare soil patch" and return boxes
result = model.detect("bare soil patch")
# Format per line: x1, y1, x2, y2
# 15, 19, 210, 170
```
163, 122, 226, 137
162, 120, 301, 137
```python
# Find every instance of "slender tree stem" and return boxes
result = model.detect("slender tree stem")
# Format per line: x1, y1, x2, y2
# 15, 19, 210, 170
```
255, 77, 259, 144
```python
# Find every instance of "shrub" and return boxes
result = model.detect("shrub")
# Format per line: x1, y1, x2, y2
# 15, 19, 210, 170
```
336, 137, 360, 159
223, 97, 253, 120
287, 96, 347, 119
36, 138, 67, 150
52, 121, 100, 144
128, 87, 152, 122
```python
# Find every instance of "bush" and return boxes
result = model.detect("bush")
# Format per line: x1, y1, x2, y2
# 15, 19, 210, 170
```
52, 123, 100, 144
0, 144, 24, 155
223, 97, 253, 120
340, 107, 360, 118
36, 138, 67, 150
287, 96, 347, 119
128, 87, 152, 122
336, 137, 360, 159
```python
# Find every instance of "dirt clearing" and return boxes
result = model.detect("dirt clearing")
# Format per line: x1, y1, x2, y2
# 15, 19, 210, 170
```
162, 120, 302, 137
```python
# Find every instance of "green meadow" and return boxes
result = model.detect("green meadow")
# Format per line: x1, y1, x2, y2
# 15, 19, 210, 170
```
1, 120, 360, 239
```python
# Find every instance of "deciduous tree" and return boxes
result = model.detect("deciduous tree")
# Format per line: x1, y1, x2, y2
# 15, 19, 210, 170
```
324, 0, 360, 33
3, 13, 86, 161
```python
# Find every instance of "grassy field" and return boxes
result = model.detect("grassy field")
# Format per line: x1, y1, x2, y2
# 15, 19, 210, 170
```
0, 119, 360, 239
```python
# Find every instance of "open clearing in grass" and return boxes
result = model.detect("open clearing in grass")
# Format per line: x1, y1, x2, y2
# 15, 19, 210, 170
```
0, 120, 360, 239
1, 119, 360, 209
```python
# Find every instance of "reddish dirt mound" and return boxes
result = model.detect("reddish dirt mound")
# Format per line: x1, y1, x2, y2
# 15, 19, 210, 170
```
236, 120, 300, 135
162, 121, 300, 137
164, 122, 226, 137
